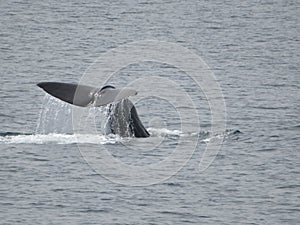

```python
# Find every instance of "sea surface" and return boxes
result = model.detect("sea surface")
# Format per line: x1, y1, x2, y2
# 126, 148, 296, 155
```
0, 0, 299, 224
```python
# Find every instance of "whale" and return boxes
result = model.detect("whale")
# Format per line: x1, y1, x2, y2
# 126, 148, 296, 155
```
37, 82, 150, 138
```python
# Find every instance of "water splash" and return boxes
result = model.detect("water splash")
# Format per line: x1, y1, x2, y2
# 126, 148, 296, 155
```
0, 133, 117, 145
35, 95, 135, 137
35, 95, 73, 134
1, 94, 241, 145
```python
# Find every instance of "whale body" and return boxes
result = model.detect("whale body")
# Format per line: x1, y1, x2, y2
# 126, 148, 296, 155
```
37, 82, 150, 138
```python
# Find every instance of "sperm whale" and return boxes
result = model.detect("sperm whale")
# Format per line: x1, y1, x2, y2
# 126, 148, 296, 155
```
37, 82, 150, 138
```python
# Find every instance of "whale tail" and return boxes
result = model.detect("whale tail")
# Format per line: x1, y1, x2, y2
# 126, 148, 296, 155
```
37, 82, 95, 107
37, 82, 137, 107
37, 82, 149, 137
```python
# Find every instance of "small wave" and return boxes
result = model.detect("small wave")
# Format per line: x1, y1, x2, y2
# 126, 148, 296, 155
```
226, 129, 242, 135
223, 129, 242, 141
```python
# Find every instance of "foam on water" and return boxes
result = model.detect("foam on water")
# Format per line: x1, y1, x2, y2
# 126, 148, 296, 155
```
0, 129, 239, 145
0, 133, 116, 145
147, 127, 183, 136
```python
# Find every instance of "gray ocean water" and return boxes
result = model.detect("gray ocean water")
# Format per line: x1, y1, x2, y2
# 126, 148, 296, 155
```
0, 0, 299, 224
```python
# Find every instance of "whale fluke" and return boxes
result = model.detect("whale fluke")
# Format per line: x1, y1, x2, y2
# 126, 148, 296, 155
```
37, 82, 149, 137
37, 82, 137, 107
92, 86, 137, 107
37, 82, 95, 107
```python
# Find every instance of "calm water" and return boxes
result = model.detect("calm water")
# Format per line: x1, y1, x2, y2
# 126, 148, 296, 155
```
0, 0, 299, 224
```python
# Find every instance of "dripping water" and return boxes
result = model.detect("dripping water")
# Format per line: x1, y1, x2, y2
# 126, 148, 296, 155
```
35, 95, 73, 134
36, 95, 135, 137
